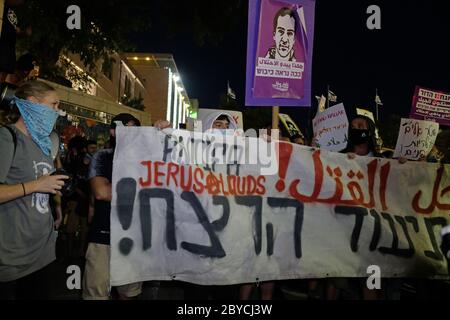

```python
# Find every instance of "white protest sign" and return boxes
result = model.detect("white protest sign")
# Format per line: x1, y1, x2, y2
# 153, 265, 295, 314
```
110, 127, 450, 286
394, 118, 439, 160
312, 103, 349, 152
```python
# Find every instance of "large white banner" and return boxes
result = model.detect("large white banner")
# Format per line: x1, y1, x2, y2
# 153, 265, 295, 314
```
111, 127, 450, 286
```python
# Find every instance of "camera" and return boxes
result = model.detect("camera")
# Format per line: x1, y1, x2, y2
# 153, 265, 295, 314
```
51, 168, 76, 197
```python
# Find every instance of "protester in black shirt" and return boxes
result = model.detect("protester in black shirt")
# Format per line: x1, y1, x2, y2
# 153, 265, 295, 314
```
82, 114, 170, 300
82, 113, 142, 300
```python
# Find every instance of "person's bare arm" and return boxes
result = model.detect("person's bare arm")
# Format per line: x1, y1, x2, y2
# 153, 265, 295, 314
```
90, 177, 112, 202
0, 175, 68, 205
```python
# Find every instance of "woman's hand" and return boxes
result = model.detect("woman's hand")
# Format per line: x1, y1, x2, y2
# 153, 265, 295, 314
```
347, 153, 357, 160
29, 174, 69, 195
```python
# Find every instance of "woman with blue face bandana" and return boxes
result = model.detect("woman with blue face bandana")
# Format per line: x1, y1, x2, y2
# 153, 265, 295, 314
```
0, 81, 68, 299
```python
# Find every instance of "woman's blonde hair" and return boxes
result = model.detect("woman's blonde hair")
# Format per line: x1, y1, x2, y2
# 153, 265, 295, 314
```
15, 80, 56, 100
1, 80, 56, 126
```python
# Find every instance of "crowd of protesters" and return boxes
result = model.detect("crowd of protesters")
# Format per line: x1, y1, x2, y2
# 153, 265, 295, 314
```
0, 79, 449, 300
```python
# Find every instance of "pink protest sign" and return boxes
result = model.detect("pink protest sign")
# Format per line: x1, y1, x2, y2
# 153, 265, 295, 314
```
410, 86, 450, 127
245, 0, 316, 107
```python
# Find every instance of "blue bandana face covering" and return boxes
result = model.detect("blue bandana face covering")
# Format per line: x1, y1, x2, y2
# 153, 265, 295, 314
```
14, 97, 59, 156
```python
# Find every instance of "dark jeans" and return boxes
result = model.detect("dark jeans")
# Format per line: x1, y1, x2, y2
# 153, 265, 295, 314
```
0, 261, 57, 300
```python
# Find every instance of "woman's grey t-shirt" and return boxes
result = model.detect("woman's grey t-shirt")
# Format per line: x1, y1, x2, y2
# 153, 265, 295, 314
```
0, 126, 57, 282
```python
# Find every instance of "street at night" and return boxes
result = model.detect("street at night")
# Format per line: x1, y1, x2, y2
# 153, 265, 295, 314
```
0, 0, 450, 311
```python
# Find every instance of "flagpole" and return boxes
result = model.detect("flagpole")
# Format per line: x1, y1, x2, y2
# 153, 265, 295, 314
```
272, 106, 279, 140
375, 88, 379, 122
227, 81, 229, 105
327, 85, 330, 109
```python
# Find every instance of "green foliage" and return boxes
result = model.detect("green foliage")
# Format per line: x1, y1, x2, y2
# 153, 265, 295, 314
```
16, 0, 151, 82
59, 56, 94, 92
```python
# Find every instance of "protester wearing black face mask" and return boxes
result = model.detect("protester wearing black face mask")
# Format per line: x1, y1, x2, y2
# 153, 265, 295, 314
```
343, 116, 380, 157
338, 116, 408, 301
106, 114, 141, 149
328, 115, 382, 301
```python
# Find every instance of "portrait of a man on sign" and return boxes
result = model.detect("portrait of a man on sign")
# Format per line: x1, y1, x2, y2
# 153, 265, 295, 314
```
266, 7, 297, 62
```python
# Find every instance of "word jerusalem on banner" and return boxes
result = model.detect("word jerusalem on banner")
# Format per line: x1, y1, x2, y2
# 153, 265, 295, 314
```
110, 127, 450, 287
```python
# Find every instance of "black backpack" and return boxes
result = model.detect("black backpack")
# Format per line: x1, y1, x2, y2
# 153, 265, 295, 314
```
3, 125, 18, 156
2, 126, 59, 159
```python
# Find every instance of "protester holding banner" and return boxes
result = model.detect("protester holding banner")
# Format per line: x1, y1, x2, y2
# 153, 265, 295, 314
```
338, 115, 410, 300
82, 114, 170, 300
343, 115, 381, 158
201, 111, 239, 133
328, 115, 382, 300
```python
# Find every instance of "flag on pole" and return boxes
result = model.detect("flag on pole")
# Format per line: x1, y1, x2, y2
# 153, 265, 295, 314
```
328, 90, 337, 102
375, 94, 383, 106
227, 81, 236, 100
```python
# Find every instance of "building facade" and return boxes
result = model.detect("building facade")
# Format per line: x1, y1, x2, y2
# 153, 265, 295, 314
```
41, 79, 151, 149
65, 52, 194, 129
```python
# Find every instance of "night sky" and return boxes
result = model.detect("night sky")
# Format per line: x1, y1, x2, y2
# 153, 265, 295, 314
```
132, 0, 450, 130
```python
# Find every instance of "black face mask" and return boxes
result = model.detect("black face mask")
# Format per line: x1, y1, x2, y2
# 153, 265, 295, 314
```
349, 128, 370, 146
